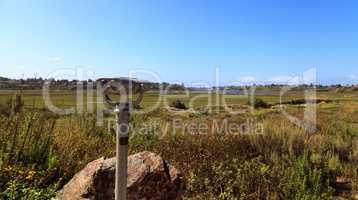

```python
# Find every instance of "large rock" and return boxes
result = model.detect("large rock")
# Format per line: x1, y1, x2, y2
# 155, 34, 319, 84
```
56, 151, 184, 200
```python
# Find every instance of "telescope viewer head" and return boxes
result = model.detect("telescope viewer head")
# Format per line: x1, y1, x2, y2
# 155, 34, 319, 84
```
96, 77, 150, 109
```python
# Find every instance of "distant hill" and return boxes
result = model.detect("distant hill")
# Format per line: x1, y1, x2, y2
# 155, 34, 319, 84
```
0, 76, 10, 81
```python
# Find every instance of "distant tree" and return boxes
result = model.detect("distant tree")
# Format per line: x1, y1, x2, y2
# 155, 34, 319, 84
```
0, 76, 10, 81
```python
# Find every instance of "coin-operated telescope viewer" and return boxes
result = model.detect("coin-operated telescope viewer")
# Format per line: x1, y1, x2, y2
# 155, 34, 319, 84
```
97, 77, 150, 200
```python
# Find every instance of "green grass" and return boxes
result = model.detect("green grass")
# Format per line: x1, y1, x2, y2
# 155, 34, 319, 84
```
1, 89, 356, 110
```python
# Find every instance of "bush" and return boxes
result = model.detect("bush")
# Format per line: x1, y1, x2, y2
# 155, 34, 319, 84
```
187, 157, 274, 199
170, 99, 187, 110
0, 167, 59, 200
281, 153, 334, 200
248, 98, 270, 108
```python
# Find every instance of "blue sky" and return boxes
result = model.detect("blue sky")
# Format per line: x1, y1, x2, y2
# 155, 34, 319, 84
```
0, 0, 357, 85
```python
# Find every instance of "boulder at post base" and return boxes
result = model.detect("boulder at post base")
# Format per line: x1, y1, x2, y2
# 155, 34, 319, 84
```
56, 151, 184, 200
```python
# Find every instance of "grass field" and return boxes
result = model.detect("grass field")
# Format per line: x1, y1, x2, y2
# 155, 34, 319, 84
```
0, 89, 357, 199
0, 89, 356, 110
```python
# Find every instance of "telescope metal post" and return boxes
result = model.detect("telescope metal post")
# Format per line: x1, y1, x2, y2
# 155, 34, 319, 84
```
97, 77, 148, 200
114, 102, 130, 200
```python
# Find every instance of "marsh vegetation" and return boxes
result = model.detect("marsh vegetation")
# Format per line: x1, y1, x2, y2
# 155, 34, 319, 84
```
0, 89, 357, 199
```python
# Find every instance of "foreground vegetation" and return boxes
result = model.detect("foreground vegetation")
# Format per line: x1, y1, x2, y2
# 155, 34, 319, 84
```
0, 90, 357, 199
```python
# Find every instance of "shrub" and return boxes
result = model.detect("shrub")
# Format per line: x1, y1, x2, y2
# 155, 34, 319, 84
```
248, 98, 270, 109
170, 99, 187, 110
281, 153, 334, 200
327, 154, 342, 175
0, 171, 59, 200
186, 157, 275, 199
